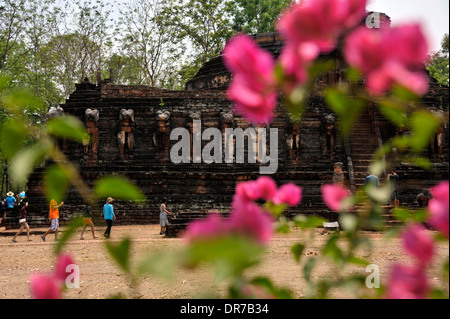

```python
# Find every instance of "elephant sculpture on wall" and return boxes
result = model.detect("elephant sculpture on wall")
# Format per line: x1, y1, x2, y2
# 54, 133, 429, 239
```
154, 110, 171, 161
118, 109, 135, 161
84, 108, 99, 163
286, 116, 301, 161
47, 106, 64, 119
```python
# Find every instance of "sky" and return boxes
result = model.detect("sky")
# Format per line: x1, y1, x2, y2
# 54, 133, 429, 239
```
105, 0, 449, 54
366, 0, 449, 53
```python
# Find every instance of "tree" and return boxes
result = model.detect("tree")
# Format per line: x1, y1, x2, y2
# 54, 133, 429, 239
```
225, 0, 292, 34
427, 33, 449, 86
158, 0, 232, 87
117, 0, 176, 87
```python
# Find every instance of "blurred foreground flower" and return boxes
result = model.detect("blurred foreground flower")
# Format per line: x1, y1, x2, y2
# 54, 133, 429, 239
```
387, 264, 429, 299
402, 224, 434, 266
223, 34, 277, 124
30, 253, 75, 299
427, 181, 449, 239
321, 184, 354, 212
184, 177, 302, 244
344, 24, 429, 95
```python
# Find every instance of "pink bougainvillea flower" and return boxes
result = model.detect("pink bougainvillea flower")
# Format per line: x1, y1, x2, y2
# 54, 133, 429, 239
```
386, 264, 429, 299
344, 24, 429, 96
278, 43, 314, 91
272, 183, 302, 206
277, 0, 367, 53
229, 201, 274, 244
321, 184, 354, 212
255, 176, 278, 202
427, 181, 449, 239
223, 34, 277, 124
30, 253, 77, 299
234, 180, 261, 204
183, 213, 230, 243
402, 224, 434, 266
30, 274, 62, 299
276, 0, 366, 90
54, 253, 76, 282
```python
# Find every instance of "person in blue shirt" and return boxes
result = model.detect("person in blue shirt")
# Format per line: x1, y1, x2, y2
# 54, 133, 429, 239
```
5, 191, 16, 218
102, 197, 115, 239
364, 174, 380, 188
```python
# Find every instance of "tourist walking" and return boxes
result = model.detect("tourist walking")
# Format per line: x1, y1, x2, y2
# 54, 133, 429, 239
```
387, 169, 400, 208
5, 191, 16, 215
41, 199, 64, 242
102, 197, 115, 239
80, 204, 98, 240
159, 198, 172, 235
12, 201, 31, 242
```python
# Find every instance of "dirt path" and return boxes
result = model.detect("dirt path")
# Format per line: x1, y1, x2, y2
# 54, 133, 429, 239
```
0, 225, 448, 299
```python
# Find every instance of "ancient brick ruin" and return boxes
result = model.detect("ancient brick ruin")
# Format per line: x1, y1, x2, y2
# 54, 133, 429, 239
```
18, 15, 449, 236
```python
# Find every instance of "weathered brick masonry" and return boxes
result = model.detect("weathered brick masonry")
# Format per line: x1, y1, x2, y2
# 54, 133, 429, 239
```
19, 30, 449, 236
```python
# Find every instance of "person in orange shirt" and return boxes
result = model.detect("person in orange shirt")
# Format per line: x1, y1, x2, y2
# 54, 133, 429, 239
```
40, 199, 64, 242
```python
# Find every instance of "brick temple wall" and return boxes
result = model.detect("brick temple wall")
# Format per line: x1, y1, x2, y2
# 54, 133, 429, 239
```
16, 32, 448, 233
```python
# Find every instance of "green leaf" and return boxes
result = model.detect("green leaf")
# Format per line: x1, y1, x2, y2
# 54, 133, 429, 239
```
0, 118, 27, 159
286, 86, 306, 120
45, 115, 89, 142
94, 175, 145, 202
44, 165, 71, 204
391, 85, 420, 102
293, 215, 327, 229
185, 236, 264, 280
138, 251, 180, 281
378, 99, 407, 127
346, 256, 370, 266
54, 217, 84, 255
105, 237, 132, 274
250, 276, 293, 299
409, 111, 441, 153
303, 257, 317, 282
291, 243, 305, 263
264, 201, 287, 217
392, 207, 410, 222
339, 213, 359, 233
0, 88, 43, 113
322, 235, 344, 266
324, 88, 366, 136
9, 141, 52, 186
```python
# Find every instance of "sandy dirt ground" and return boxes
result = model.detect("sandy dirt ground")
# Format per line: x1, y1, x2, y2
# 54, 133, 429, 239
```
0, 224, 448, 299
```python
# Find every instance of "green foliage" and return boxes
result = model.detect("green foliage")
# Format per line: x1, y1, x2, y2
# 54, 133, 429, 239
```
225, 0, 291, 34
324, 87, 367, 137
105, 238, 132, 274
94, 175, 146, 203
426, 33, 449, 86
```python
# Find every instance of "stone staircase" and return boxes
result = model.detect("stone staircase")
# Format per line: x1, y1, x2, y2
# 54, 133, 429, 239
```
345, 109, 402, 229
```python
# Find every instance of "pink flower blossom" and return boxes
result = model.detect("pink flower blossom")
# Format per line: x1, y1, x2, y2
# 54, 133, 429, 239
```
272, 183, 302, 206
223, 34, 277, 124
387, 264, 429, 299
30, 274, 62, 299
256, 176, 278, 202
427, 181, 449, 238
229, 202, 274, 244
344, 24, 429, 96
30, 253, 77, 299
234, 180, 261, 204
321, 184, 354, 212
402, 224, 434, 266
277, 0, 367, 53
54, 254, 76, 282
183, 213, 229, 243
